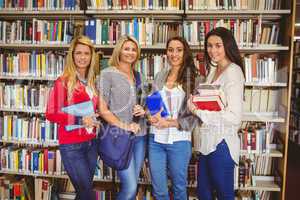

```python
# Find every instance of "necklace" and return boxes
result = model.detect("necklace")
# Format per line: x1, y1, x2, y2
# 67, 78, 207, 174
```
212, 63, 231, 82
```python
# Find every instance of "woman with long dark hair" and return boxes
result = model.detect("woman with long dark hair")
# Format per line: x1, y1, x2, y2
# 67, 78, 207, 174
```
188, 27, 245, 200
148, 36, 201, 200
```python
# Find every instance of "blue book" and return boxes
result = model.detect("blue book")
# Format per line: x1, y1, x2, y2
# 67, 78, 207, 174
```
145, 91, 169, 117
32, 151, 40, 173
40, 122, 46, 141
65, 124, 85, 132
61, 100, 95, 131
61, 100, 94, 116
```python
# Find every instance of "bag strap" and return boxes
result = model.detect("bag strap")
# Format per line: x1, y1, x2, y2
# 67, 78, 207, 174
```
133, 70, 141, 90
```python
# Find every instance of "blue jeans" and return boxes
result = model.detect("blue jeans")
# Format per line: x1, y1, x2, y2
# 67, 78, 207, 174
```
59, 139, 98, 200
148, 135, 192, 200
116, 136, 146, 200
197, 139, 235, 200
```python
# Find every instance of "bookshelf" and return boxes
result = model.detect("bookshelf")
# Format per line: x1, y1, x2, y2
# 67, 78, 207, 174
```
289, 0, 300, 147
0, 0, 296, 199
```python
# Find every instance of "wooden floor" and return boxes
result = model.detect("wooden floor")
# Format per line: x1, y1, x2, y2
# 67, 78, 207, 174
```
285, 141, 300, 200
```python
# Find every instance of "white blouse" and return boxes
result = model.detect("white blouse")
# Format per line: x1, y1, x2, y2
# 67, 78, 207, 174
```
194, 63, 245, 164
150, 85, 191, 144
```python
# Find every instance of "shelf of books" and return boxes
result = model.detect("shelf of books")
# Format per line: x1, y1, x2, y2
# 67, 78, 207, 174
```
0, 0, 296, 199
289, 34, 300, 146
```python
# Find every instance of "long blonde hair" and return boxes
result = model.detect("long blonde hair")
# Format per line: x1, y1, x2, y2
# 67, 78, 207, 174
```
62, 35, 99, 99
109, 35, 141, 69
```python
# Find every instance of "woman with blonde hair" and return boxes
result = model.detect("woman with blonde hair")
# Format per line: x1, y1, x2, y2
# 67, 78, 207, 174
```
97, 35, 147, 200
46, 35, 99, 200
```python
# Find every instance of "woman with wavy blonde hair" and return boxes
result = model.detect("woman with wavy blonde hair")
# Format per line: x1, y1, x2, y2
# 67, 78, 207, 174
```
97, 35, 147, 200
62, 35, 99, 98
46, 35, 99, 200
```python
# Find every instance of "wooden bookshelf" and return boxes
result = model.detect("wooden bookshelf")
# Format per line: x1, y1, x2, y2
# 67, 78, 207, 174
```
239, 181, 281, 192
240, 149, 283, 158
190, 45, 290, 52
244, 82, 287, 87
0, 107, 45, 113
185, 9, 291, 20
0, 75, 57, 81
0, 170, 112, 182
86, 10, 184, 20
0, 10, 86, 20
0, 139, 58, 147
1, 43, 290, 52
0, 1, 296, 199
242, 113, 285, 123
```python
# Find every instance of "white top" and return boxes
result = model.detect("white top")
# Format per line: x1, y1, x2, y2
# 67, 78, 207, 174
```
150, 85, 191, 144
194, 63, 245, 164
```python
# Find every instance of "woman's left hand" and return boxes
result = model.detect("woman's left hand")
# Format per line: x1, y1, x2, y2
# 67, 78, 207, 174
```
133, 104, 146, 117
153, 117, 170, 129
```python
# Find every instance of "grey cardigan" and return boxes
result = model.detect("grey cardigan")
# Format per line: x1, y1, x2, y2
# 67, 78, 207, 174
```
96, 67, 147, 136
151, 67, 203, 132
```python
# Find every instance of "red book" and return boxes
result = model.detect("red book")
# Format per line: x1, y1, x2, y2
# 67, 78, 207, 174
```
192, 95, 225, 111
43, 149, 48, 174
193, 84, 226, 111
13, 182, 21, 197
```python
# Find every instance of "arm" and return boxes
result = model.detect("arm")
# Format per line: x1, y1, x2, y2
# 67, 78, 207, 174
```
98, 95, 134, 130
177, 75, 204, 131
177, 99, 202, 131
45, 78, 76, 125
149, 109, 180, 129
193, 68, 244, 126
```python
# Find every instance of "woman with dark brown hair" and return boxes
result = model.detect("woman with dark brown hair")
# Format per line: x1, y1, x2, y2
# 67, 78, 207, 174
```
188, 27, 245, 200
148, 36, 201, 200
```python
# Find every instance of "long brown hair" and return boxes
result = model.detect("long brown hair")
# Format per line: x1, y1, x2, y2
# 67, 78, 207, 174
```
166, 36, 197, 96
204, 27, 245, 76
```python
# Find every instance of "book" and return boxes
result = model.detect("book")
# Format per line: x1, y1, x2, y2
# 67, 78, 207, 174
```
61, 100, 95, 132
193, 84, 225, 111
145, 91, 169, 117
61, 100, 94, 117
195, 84, 222, 95
192, 94, 225, 111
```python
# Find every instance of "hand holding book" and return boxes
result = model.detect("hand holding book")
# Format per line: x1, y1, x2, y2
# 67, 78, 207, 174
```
189, 84, 226, 112
61, 100, 99, 132
145, 91, 169, 117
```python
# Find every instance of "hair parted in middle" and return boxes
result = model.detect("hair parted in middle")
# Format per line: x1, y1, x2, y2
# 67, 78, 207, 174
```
109, 35, 141, 69
62, 35, 99, 99
204, 27, 245, 76
166, 36, 197, 96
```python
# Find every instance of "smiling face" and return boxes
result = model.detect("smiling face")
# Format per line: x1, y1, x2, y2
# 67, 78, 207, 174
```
166, 40, 184, 69
119, 40, 138, 65
73, 43, 92, 72
206, 35, 228, 65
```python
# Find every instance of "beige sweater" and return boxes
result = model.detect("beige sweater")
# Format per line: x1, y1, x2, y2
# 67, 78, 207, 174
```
194, 63, 245, 164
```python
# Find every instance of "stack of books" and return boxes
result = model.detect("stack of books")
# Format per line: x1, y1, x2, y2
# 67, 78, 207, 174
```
192, 84, 225, 111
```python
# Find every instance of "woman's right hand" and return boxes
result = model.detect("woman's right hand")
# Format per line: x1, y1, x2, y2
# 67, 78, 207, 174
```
126, 122, 141, 134
83, 114, 100, 128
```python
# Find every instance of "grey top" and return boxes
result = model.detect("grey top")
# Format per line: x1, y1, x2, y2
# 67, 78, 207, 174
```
152, 67, 203, 131
96, 66, 147, 136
